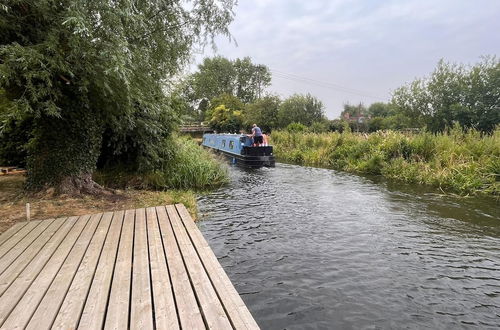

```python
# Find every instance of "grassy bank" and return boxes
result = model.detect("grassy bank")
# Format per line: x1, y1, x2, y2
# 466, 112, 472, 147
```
271, 127, 499, 196
0, 137, 229, 234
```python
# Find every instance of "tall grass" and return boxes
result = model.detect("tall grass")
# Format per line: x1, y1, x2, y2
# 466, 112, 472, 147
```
271, 127, 499, 196
95, 136, 228, 190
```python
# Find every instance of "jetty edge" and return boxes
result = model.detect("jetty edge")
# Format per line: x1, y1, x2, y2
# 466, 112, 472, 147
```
0, 204, 260, 329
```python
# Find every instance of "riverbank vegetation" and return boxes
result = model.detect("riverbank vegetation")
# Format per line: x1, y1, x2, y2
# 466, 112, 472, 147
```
95, 136, 228, 190
271, 127, 499, 196
0, 1, 235, 195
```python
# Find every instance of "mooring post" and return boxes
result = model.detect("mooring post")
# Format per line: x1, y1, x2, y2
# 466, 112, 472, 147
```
26, 203, 30, 221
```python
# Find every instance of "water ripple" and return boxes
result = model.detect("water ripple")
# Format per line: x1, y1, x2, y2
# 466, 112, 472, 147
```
197, 163, 500, 329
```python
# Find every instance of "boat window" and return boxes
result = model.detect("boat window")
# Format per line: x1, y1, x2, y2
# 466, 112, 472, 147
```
229, 141, 234, 149
222, 140, 226, 147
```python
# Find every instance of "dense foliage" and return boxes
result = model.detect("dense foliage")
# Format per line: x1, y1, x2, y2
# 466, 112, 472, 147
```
272, 127, 500, 196
96, 136, 228, 190
0, 89, 31, 166
204, 93, 244, 132
185, 56, 271, 120
208, 105, 243, 133
0, 0, 235, 192
392, 57, 500, 133
336, 102, 414, 133
243, 95, 280, 132
277, 93, 326, 127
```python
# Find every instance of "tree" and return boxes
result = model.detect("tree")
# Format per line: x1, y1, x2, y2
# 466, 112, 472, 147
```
392, 57, 500, 132
190, 56, 236, 104
205, 93, 244, 121
367, 117, 384, 132
368, 102, 393, 118
328, 119, 345, 132
0, 0, 235, 193
189, 56, 271, 112
205, 94, 244, 133
208, 105, 243, 133
243, 95, 280, 132
233, 57, 271, 103
277, 93, 325, 128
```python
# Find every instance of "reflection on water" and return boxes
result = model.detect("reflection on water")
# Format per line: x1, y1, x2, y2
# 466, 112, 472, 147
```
197, 163, 500, 329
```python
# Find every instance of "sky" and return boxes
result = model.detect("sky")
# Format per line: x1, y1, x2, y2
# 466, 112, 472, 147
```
193, 0, 500, 119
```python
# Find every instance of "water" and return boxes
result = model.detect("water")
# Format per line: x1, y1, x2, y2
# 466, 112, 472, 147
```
196, 163, 500, 329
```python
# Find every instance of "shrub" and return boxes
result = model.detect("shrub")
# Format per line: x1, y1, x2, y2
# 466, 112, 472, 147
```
286, 122, 308, 133
95, 136, 228, 190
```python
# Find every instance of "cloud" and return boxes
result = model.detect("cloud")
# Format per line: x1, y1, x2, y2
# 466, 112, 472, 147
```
198, 0, 500, 117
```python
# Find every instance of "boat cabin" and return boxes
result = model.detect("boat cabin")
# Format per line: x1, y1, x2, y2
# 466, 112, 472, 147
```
202, 134, 275, 168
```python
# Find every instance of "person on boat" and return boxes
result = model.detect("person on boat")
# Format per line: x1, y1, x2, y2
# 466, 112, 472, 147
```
251, 124, 263, 146
262, 131, 269, 146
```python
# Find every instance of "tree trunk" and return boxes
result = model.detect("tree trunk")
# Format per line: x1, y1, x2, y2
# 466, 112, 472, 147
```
57, 173, 107, 195
26, 108, 105, 196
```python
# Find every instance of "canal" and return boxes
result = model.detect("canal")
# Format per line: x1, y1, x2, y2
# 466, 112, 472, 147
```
197, 163, 500, 329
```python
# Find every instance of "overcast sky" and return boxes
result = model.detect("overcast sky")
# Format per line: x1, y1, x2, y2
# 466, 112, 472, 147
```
195, 0, 500, 119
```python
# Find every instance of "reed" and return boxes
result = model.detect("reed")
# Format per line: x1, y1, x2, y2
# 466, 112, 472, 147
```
95, 136, 229, 190
155, 136, 229, 189
271, 127, 499, 196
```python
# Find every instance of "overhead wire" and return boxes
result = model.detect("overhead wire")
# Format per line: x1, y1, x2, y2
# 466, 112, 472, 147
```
270, 69, 386, 100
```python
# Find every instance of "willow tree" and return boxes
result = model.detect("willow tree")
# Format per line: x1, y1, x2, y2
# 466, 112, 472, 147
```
0, 0, 235, 193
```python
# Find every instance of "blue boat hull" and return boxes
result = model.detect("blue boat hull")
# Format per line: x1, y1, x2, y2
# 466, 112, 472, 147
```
202, 134, 275, 168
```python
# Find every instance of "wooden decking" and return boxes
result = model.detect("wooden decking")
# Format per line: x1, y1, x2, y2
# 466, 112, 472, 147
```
0, 204, 259, 329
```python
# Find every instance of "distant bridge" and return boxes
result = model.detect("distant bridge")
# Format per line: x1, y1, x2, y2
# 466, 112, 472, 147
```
179, 125, 214, 134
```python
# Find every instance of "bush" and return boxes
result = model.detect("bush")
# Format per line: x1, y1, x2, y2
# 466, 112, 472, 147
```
95, 136, 228, 190
208, 105, 244, 133
286, 122, 308, 133
309, 121, 329, 133
160, 137, 229, 189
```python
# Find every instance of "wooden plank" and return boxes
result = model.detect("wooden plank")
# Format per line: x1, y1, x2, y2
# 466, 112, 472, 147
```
0, 222, 28, 248
0, 218, 65, 298
130, 208, 154, 330
0, 221, 42, 259
52, 212, 115, 330
77, 210, 125, 329
24, 213, 106, 330
156, 206, 205, 330
0, 218, 57, 276
3, 213, 100, 329
0, 205, 258, 329
0, 216, 81, 326
104, 209, 135, 330
167, 205, 232, 330
145, 207, 179, 330
176, 204, 260, 330
0, 218, 76, 298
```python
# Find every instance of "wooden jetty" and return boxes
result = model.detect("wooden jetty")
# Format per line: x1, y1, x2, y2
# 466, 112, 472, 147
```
0, 204, 259, 329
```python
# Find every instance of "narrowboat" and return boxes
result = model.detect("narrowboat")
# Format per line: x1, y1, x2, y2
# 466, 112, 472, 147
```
202, 133, 275, 168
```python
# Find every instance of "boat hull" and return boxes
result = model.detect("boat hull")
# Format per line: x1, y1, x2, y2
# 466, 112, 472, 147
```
218, 150, 275, 168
